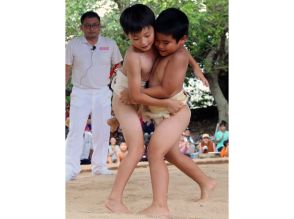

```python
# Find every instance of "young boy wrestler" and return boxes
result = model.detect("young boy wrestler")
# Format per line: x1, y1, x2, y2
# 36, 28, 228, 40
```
105, 4, 183, 213
105, 4, 215, 214
138, 8, 216, 217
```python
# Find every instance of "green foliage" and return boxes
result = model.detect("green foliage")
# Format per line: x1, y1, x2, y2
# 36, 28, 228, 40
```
65, 0, 98, 41
65, 0, 228, 108
184, 0, 228, 66
66, 95, 71, 105
66, 0, 228, 63
100, 9, 130, 56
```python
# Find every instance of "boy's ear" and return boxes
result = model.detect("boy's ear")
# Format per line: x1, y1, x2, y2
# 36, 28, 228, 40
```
178, 35, 188, 46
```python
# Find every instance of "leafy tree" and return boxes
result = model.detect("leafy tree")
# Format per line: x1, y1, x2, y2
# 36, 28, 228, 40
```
65, 0, 228, 122
180, 0, 228, 122
65, 0, 98, 41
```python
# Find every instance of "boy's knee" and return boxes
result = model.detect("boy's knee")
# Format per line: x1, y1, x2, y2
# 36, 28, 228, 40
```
166, 152, 180, 164
137, 147, 145, 157
164, 154, 174, 163
147, 148, 164, 161
129, 146, 144, 158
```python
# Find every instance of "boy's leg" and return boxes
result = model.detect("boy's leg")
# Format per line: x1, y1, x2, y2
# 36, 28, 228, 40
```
140, 106, 191, 216
105, 95, 145, 213
165, 143, 217, 201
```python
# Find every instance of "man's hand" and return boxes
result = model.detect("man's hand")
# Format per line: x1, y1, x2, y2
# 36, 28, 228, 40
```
119, 88, 132, 104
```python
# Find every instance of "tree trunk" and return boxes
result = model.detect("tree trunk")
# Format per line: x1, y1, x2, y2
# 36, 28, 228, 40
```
206, 72, 228, 123
205, 27, 229, 123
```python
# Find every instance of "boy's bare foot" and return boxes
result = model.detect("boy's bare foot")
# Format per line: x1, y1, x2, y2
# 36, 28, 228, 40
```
105, 198, 130, 214
198, 178, 217, 201
139, 205, 170, 218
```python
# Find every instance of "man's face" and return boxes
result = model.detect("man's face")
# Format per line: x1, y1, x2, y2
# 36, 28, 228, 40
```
154, 32, 184, 56
128, 26, 155, 52
81, 17, 100, 40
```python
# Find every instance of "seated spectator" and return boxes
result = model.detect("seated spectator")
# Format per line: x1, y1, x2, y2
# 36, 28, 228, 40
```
140, 144, 148, 162
183, 128, 196, 145
141, 129, 150, 162
178, 135, 195, 156
142, 119, 155, 135
108, 116, 120, 134
220, 140, 229, 157
115, 128, 125, 144
179, 135, 189, 155
107, 110, 122, 139
198, 133, 216, 153
214, 120, 229, 152
141, 119, 155, 149
117, 141, 128, 165
108, 137, 120, 165
182, 128, 196, 153
80, 126, 93, 165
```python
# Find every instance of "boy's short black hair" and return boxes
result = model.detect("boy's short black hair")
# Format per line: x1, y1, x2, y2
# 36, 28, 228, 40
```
120, 4, 155, 35
219, 120, 227, 127
155, 8, 189, 42
81, 11, 100, 24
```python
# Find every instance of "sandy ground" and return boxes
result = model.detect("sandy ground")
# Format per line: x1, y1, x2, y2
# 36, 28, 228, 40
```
66, 158, 228, 219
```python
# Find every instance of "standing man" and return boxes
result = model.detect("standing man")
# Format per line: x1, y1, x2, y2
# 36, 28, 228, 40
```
66, 11, 123, 182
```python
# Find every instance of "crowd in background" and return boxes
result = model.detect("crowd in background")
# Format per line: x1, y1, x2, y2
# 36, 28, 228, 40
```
66, 104, 229, 166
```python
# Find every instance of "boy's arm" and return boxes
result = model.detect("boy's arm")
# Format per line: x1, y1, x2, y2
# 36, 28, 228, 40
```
187, 52, 209, 87
142, 83, 169, 98
124, 53, 183, 113
143, 51, 189, 98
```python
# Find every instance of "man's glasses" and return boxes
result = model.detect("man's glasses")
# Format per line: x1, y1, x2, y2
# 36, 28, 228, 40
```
83, 23, 100, 29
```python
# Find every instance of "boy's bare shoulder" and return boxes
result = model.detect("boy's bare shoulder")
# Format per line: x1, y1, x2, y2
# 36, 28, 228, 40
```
168, 47, 189, 62
124, 47, 141, 63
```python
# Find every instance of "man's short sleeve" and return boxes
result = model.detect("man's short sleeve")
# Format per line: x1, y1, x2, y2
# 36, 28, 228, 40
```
111, 41, 123, 65
65, 40, 73, 65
